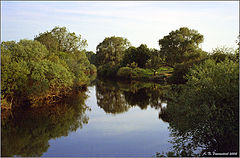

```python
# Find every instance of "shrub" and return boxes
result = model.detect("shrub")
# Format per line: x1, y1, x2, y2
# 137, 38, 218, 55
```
97, 63, 120, 78
116, 67, 133, 79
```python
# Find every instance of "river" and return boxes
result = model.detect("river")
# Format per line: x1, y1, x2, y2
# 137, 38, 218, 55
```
1, 79, 172, 157
1, 79, 239, 157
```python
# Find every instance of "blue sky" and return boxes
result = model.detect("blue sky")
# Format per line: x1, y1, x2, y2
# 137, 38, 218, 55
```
1, 1, 239, 52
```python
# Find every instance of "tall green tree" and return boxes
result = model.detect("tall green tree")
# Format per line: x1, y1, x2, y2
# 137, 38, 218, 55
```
35, 26, 96, 86
145, 48, 165, 74
34, 26, 87, 53
122, 44, 151, 68
158, 27, 204, 67
85, 51, 96, 65
95, 36, 130, 67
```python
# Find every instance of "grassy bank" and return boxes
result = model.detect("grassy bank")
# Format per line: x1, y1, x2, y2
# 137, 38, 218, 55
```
116, 66, 173, 83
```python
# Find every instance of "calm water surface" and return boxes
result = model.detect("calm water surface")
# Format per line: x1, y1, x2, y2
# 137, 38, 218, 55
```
2, 79, 238, 157
1, 80, 172, 157
43, 86, 170, 157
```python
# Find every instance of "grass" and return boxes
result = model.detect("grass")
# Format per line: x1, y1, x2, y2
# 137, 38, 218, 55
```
117, 66, 173, 83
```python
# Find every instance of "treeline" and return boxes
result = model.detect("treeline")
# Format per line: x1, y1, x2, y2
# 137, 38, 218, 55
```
1, 26, 96, 109
1, 26, 239, 109
90, 27, 239, 84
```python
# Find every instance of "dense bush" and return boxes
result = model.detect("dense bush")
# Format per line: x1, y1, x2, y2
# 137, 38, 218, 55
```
167, 59, 205, 84
122, 44, 151, 68
159, 58, 239, 155
116, 67, 132, 79
209, 47, 239, 63
97, 63, 120, 78
168, 46, 238, 84
1, 27, 96, 108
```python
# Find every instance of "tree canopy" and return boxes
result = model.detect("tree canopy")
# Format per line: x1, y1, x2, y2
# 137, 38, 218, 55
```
95, 36, 130, 67
158, 27, 204, 67
1, 26, 96, 109
159, 58, 239, 156
34, 26, 87, 53
122, 44, 151, 68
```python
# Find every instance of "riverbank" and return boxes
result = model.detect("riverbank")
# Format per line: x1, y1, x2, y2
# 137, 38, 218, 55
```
98, 66, 173, 83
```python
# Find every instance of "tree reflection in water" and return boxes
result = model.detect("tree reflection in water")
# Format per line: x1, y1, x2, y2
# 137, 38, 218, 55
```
158, 85, 239, 157
96, 80, 131, 114
96, 79, 168, 113
96, 79, 239, 156
1, 92, 89, 157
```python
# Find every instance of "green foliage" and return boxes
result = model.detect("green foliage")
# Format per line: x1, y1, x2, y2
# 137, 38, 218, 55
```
95, 36, 130, 67
159, 58, 239, 155
1, 26, 96, 107
146, 49, 165, 71
1, 59, 30, 98
96, 79, 131, 114
34, 26, 93, 87
168, 46, 238, 84
85, 51, 96, 65
186, 59, 239, 102
28, 60, 74, 97
1, 40, 76, 105
122, 44, 151, 68
96, 79, 168, 113
167, 59, 205, 84
97, 62, 120, 78
167, 49, 208, 84
116, 67, 171, 83
1, 92, 89, 157
34, 26, 87, 53
159, 27, 204, 67
127, 61, 138, 68
209, 46, 239, 63
116, 67, 133, 79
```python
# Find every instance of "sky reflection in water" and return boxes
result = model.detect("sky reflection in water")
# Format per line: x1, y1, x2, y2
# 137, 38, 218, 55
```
43, 86, 171, 157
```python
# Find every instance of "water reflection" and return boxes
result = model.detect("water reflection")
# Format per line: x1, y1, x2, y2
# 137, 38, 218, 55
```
96, 79, 169, 113
158, 85, 239, 156
96, 80, 131, 114
1, 92, 89, 157
2, 78, 237, 157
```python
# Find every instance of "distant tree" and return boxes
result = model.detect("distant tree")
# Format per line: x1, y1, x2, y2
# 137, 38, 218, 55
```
122, 44, 151, 68
95, 36, 130, 67
209, 47, 238, 63
34, 26, 87, 53
145, 48, 165, 75
158, 27, 204, 67
85, 51, 96, 65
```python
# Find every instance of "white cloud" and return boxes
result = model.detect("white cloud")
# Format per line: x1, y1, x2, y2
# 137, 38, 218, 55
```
2, 1, 239, 52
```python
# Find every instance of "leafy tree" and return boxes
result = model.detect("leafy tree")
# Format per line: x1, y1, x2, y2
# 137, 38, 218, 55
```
95, 36, 130, 67
35, 26, 96, 86
34, 26, 87, 53
159, 58, 239, 156
1, 40, 77, 107
158, 27, 204, 67
85, 51, 96, 65
209, 46, 239, 63
122, 44, 151, 68
145, 49, 165, 75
